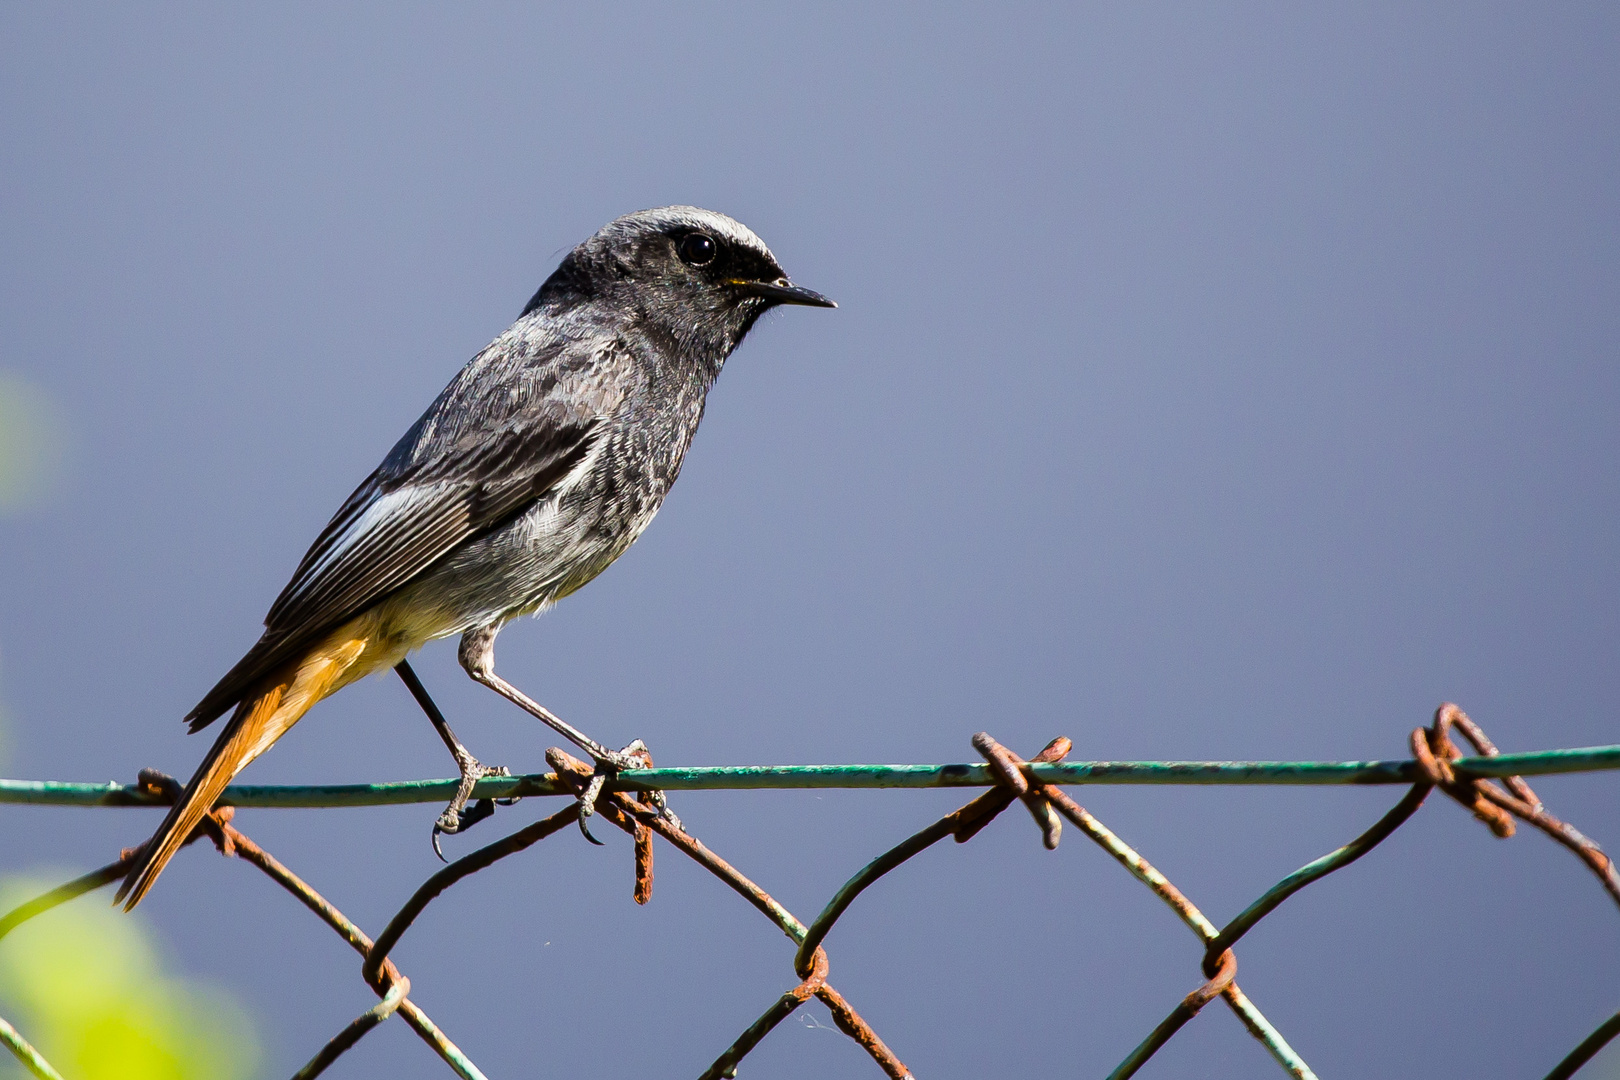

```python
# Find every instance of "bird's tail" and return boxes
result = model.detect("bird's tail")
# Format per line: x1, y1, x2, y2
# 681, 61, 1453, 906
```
115, 627, 377, 910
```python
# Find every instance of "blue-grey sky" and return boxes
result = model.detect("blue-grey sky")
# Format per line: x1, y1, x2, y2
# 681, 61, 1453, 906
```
2, 3, 1617, 1077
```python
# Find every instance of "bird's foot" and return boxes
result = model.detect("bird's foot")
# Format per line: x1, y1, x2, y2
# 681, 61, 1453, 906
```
431, 758, 513, 861
574, 740, 681, 844
639, 786, 683, 834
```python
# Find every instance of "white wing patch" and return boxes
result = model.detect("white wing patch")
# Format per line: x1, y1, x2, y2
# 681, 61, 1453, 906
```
274, 484, 455, 612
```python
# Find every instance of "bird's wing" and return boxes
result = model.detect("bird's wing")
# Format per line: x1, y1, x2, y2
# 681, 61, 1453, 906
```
184, 399, 603, 730
264, 414, 600, 640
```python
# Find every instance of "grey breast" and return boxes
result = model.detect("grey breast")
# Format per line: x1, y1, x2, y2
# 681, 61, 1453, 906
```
405, 315, 715, 632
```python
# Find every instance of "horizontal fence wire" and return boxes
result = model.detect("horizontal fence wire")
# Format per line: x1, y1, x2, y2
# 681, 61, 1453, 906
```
5, 743, 1618, 808
1, 705, 1617, 1080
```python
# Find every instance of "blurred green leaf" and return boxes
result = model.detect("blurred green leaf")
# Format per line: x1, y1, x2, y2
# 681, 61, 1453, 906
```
0, 874, 260, 1080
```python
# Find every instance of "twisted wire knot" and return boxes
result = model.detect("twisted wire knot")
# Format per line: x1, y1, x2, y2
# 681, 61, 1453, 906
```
1411, 704, 1522, 837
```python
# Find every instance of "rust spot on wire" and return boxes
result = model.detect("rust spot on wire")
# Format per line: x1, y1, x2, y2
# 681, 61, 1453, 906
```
633, 822, 654, 905
1185, 947, 1237, 1012
1412, 706, 1515, 836
817, 982, 913, 1079
1422, 704, 1620, 908
974, 732, 1068, 848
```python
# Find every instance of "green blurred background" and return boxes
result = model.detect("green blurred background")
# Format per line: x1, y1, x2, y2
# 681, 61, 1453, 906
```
0, 875, 258, 1080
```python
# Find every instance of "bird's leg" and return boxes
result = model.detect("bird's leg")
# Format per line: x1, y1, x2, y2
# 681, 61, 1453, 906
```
458, 627, 681, 843
394, 660, 512, 859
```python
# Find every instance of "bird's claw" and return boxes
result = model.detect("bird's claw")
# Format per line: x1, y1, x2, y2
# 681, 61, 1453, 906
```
430, 760, 512, 860
576, 771, 608, 845
591, 738, 650, 773
642, 787, 684, 833
431, 797, 497, 861
571, 739, 682, 841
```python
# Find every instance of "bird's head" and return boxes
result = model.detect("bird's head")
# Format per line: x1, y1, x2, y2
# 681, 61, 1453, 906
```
523, 206, 834, 355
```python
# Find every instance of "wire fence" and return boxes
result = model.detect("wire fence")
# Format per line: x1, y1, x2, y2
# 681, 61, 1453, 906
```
2, 703, 1617, 1079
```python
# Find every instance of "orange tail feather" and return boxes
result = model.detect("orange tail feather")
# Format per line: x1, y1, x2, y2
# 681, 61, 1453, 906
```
116, 627, 376, 910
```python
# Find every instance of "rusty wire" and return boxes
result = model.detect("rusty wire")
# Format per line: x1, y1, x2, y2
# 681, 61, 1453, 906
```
1, 703, 1617, 1079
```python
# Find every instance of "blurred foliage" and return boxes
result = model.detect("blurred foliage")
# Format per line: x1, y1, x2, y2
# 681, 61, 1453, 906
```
0, 373, 65, 513
0, 875, 260, 1080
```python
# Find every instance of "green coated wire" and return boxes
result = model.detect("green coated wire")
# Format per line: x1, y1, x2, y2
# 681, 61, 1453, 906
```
2, 743, 1615, 809
0, 1013, 65, 1080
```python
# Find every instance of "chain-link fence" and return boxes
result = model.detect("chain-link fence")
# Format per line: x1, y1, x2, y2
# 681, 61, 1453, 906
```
2, 703, 1617, 1079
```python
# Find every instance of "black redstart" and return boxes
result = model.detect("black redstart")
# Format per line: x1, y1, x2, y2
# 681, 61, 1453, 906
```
118, 206, 834, 908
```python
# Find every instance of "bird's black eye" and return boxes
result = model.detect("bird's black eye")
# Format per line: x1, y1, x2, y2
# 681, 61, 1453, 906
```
678, 232, 717, 267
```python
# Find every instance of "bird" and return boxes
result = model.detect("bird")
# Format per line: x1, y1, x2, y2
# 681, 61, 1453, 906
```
115, 206, 835, 909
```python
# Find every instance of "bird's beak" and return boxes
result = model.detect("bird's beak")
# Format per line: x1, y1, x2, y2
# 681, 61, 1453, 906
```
732, 277, 837, 308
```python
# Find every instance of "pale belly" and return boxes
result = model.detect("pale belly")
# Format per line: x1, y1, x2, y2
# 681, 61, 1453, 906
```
374, 481, 665, 647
